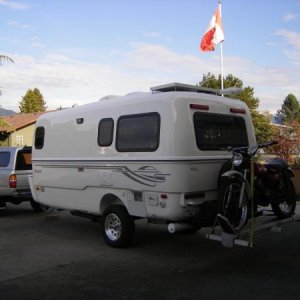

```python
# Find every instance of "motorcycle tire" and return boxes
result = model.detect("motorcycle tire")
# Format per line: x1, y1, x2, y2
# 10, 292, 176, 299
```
271, 177, 296, 219
218, 176, 249, 233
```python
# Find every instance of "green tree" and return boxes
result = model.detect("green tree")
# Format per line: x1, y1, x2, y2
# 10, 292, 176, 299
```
275, 94, 300, 124
0, 118, 14, 146
0, 118, 13, 128
251, 111, 274, 144
19, 88, 47, 113
198, 73, 259, 110
197, 73, 273, 143
199, 72, 243, 90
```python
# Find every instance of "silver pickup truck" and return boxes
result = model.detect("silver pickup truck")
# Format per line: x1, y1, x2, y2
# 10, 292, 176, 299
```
0, 146, 42, 215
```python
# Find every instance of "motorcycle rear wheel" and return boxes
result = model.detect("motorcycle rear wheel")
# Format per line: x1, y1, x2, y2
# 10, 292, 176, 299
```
271, 177, 296, 219
218, 177, 249, 233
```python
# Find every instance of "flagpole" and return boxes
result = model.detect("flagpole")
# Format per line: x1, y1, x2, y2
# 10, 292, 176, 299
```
219, 0, 224, 94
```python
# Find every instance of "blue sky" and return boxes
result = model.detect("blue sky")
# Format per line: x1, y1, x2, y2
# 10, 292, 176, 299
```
0, 0, 300, 113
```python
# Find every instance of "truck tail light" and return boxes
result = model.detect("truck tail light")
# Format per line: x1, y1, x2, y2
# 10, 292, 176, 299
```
9, 174, 17, 188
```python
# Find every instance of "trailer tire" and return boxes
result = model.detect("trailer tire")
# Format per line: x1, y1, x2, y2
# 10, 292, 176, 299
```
102, 205, 135, 248
30, 199, 43, 212
30, 199, 55, 213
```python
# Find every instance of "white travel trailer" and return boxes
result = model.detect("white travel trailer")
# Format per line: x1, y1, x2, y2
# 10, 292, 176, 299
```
29, 83, 256, 247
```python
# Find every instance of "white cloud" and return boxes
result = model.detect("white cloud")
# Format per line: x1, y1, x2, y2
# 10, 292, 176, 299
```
283, 13, 298, 22
275, 29, 300, 66
275, 29, 300, 49
30, 36, 46, 48
7, 21, 33, 30
144, 32, 161, 39
30, 42, 46, 48
144, 32, 173, 42
0, 44, 299, 114
0, 0, 29, 10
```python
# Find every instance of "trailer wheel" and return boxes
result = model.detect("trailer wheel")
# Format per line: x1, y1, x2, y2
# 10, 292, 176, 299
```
30, 199, 56, 214
102, 205, 135, 248
30, 199, 43, 212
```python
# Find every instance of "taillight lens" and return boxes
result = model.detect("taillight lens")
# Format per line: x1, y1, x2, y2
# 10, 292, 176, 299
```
230, 108, 246, 114
9, 174, 17, 188
190, 104, 209, 111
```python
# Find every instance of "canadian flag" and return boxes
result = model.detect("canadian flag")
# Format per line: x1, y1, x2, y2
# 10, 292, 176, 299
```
200, 5, 224, 52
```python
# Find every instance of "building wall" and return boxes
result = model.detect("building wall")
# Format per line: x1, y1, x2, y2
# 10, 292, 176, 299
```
6, 124, 36, 146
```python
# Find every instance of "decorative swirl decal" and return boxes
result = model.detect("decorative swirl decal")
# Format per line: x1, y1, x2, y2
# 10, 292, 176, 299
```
100, 165, 169, 187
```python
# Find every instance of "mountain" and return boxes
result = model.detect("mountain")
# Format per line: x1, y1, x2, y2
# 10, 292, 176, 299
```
0, 107, 16, 116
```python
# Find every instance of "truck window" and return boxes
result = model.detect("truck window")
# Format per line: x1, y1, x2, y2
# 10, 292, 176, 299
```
116, 112, 160, 152
98, 118, 114, 147
0, 152, 10, 167
35, 126, 45, 149
16, 151, 32, 170
193, 112, 248, 150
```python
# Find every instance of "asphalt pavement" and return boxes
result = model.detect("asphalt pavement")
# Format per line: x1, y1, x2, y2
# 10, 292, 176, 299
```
0, 202, 299, 300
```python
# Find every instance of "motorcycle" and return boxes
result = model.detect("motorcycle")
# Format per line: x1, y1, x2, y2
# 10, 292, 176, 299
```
217, 141, 296, 234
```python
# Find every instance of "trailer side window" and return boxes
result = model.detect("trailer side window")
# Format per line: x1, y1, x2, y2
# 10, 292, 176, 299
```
34, 126, 45, 149
193, 113, 248, 150
98, 118, 114, 147
116, 112, 160, 152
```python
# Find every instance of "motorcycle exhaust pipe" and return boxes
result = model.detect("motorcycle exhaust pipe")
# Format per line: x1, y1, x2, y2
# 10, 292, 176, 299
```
168, 223, 193, 234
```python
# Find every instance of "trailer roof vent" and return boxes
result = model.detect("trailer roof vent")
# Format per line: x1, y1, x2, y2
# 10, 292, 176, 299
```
99, 95, 119, 101
150, 82, 244, 96
150, 82, 218, 95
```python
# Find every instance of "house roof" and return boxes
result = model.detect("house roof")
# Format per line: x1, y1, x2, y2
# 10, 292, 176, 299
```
0, 111, 48, 132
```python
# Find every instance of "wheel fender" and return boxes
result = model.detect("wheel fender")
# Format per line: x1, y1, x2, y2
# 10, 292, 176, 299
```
220, 170, 251, 195
221, 170, 244, 180
100, 190, 146, 218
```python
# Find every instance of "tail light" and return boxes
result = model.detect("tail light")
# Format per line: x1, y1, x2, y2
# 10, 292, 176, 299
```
190, 104, 209, 111
230, 108, 246, 114
9, 174, 17, 188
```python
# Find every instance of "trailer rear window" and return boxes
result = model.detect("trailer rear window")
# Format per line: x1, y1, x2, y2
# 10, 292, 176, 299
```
34, 126, 45, 149
193, 112, 248, 150
116, 112, 160, 152
98, 118, 114, 147
0, 152, 10, 167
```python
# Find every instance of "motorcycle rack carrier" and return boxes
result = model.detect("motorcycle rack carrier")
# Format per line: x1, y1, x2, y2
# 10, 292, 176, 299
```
205, 211, 300, 248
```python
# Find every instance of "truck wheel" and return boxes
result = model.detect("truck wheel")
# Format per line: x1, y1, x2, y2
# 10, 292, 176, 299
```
102, 205, 135, 248
0, 201, 7, 216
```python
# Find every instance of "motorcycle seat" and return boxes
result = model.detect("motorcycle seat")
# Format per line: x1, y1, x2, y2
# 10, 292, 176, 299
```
265, 158, 288, 172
